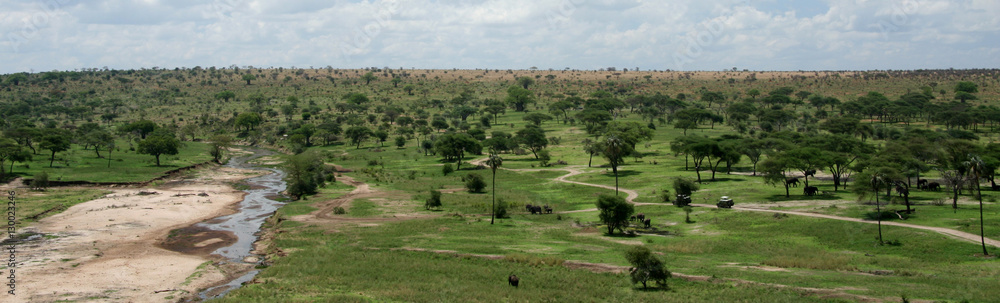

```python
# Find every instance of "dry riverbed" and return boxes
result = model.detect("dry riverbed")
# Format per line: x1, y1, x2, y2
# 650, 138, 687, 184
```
7, 166, 262, 303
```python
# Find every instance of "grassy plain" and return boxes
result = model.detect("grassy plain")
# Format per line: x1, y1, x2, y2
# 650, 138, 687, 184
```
4, 68, 1000, 302
7, 139, 212, 183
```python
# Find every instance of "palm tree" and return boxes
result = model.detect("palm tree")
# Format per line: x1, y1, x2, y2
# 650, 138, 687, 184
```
965, 155, 989, 256
486, 153, 503, 225
604, 135, 625, 196
864, 167, 896, 245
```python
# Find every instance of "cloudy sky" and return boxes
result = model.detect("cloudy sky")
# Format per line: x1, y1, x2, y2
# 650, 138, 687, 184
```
1, 0, 998, 73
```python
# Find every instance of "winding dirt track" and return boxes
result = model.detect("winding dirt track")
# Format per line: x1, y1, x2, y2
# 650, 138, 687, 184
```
288, 175, 434, 226
691, 203, 1000, 248
469, 157, 1000, 248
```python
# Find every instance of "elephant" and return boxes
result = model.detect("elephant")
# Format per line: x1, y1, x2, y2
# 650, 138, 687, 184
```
643, 218, 651, 228
544, 205, 553, 214
786, 177, 800, 187
895, 184, 909, 197
804, 186, 818, 196
508, 274, 519, 287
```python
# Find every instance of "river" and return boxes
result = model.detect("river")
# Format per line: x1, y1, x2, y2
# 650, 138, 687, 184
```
197, 148, 288, 300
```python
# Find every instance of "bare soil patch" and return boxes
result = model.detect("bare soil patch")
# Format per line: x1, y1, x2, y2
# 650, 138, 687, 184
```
11, 166, 260, 303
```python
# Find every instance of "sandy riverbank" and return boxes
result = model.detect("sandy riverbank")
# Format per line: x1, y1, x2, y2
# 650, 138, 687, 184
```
8, 166, 262, 303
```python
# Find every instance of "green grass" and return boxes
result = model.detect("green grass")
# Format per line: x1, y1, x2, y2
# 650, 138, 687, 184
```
10, 140, 213, 183
219, 191, 1000, 302
217, 219, 853, 303
802, 193, 1000, 239
347, 199, 380, 217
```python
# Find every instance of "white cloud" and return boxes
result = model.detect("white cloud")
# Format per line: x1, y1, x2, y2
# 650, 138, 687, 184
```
0, 0, 997, 73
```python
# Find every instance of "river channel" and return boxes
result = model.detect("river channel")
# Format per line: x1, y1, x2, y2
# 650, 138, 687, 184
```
197, 148, 287, 299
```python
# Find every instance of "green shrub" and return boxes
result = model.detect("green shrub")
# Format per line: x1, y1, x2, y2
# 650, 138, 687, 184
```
425, 190, 442, 210
463, 173, 487, 193
31, 172, 49, 191
442, 163, 454, 176
494, 198, 509, 219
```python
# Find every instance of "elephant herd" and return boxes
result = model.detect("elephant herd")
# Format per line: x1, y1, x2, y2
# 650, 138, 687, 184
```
630, 213, 652, 228
524, 204, 552, 215
916, 179, 941, 191
787, 172, 948, 196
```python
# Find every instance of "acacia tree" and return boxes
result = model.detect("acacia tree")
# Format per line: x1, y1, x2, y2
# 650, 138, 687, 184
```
215, 90, 236, 102
82, 129, 115, 159
596, 194, 633, 235
242, 74, 256, 85
345, 126, 373, 149
760, 155, 792, 197
784, 147, 828, 187
516, 125, 548, 159
137, 133, 180, 166
120, 120, 158, 139
814, 134, 870, 191
625, 246, 671, 289
486, 153, 503, 225
516, 76, 535, 89
684, 136, 719, 183
39, 131, 71, 168
434, 133, 482, 170
505, 86, 535, 112
361, 72, 377, 85
285, 151, 327, 200
209, 134, 232, 164
235, 112, 262, 132
0, 139, 25, 177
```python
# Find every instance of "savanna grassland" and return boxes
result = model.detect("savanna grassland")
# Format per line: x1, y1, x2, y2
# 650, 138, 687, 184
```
3, 67, 1000, 302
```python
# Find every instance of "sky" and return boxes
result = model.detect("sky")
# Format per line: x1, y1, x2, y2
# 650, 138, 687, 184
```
0, 0, 998, 74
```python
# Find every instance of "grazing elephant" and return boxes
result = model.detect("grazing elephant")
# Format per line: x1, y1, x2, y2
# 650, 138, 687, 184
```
926, 182, 941, 191
630, 215, 637, 221
508, 274, 519, 287
530, 206, 543, 214
917, 179, 928, 189
786, 177, 800, 187
804, 169, 816, 177
896, 184, 909, 197
636, 213, 645, 222
643, 218, 651, 228
804, 186, 819, 196
544, 205, 553, 214
525, 204, 534, 212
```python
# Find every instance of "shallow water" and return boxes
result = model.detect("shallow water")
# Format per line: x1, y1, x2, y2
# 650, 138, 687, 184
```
197, 148, 287, 299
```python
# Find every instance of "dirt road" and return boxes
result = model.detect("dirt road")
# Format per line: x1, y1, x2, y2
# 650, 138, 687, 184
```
691, 203, 1000, 248
468, 157, 1000, 248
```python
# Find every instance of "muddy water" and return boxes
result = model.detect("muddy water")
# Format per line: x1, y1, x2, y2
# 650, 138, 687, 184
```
198, 148, 287, 299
